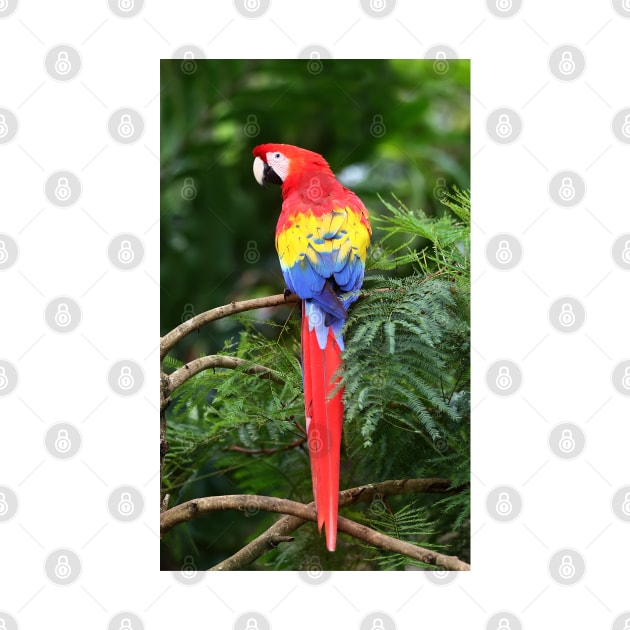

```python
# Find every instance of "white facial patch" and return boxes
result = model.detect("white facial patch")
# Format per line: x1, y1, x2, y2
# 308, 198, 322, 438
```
266, 151, 289, 182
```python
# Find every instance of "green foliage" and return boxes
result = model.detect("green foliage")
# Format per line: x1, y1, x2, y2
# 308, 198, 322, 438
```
364, 501, 442, 571
161, 191, 470, 570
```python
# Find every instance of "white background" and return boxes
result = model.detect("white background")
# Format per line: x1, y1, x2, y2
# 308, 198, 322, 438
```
0, 1, 629, 628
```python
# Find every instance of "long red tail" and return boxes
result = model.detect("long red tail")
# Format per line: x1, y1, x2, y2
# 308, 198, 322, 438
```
302, 301, 344, 551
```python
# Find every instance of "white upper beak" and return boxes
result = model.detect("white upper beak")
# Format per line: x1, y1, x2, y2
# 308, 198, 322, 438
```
253, 156, 265, 187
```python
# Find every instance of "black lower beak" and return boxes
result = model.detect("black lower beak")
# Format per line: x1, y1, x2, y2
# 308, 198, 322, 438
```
263, 162, 283, 186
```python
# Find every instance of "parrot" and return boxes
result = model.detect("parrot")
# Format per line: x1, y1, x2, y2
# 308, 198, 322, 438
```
253, 143, 371, 551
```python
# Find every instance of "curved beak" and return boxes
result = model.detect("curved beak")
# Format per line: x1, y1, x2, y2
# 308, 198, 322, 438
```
253, 156, 266, 187
253, 156, 283, 187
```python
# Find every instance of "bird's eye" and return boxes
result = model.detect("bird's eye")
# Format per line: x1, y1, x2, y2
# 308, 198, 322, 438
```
274, 153, 280, 158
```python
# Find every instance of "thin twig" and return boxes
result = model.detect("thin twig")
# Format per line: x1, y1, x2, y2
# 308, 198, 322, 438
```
229, 436, 307, 455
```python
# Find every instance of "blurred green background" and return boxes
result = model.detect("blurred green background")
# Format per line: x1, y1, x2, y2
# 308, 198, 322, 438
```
161, 58, 469, 358
160, 59, 470, 568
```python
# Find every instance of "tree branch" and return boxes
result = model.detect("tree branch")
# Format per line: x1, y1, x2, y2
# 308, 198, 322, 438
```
161, 491, 468, 571
166, 355, 284, 400
160, 478, 469, 571
211, 478, 465, 571
160, 293, 300, 360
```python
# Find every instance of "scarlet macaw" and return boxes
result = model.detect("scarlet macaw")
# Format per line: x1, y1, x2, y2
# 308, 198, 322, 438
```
253, 144, 371, 551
